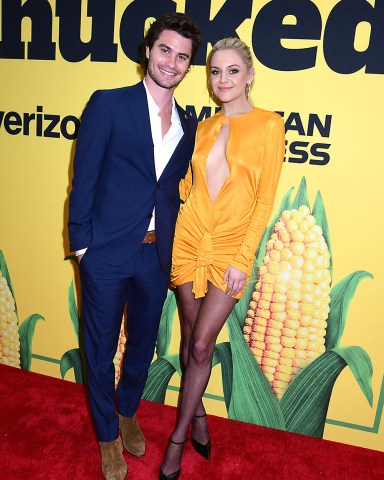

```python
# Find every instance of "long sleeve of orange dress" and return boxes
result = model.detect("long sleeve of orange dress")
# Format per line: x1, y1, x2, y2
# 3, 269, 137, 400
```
172, 107, 285, 299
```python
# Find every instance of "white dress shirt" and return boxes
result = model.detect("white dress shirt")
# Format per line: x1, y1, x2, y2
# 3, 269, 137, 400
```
75, 81, 183, 256
143, 79, 184, 231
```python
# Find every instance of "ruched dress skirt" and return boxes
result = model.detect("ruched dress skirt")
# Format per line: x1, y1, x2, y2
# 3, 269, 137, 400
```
171, 107, 285, 299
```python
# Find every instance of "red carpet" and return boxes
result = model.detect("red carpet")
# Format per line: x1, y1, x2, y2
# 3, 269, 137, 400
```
0, 365, 383, 480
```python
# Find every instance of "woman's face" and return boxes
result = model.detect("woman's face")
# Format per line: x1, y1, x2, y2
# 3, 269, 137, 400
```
209, 48, 254, 104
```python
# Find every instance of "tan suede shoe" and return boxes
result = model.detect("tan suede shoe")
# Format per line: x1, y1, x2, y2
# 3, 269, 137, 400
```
119, 413, 146, 457
99, 437, 128, 480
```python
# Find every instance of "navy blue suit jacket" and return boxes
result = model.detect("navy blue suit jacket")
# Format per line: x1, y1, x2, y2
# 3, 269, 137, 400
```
68, 82, 196, 271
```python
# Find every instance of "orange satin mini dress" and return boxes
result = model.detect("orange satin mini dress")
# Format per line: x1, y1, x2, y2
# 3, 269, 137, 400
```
171, 107, 285, 299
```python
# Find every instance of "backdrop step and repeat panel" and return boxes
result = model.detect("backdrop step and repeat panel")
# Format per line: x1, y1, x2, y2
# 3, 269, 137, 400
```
1, 0, 383, 452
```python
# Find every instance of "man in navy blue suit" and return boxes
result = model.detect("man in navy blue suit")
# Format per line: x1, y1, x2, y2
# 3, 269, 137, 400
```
68, 13, 201, 480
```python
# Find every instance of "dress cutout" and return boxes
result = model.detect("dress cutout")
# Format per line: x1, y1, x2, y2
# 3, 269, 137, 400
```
171, 107, 285, 299
206, 120, 230, 203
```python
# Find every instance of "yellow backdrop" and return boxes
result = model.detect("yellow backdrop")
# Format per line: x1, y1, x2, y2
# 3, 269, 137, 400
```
0, 0, 383, 452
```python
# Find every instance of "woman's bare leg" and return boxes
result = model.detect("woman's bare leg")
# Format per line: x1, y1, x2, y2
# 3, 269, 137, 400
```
161, 282, 236, 475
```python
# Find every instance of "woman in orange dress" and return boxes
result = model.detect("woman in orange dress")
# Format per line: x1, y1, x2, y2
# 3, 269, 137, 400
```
160, 38, 285, 480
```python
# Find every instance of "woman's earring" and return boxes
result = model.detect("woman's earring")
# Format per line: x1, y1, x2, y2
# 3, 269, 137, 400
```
245, 82, 251, 99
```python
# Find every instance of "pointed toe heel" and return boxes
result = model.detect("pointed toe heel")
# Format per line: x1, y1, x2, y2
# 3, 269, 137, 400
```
159, 438, 186, 480
191, 437, 211, 459
192, 414, 211, 459
159, 468, 181, 480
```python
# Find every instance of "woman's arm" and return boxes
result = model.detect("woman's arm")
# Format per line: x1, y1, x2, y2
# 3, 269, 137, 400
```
230, 115, 285, 273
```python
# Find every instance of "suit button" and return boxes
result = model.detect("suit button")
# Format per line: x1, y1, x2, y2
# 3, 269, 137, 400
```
156, 182, 161, 189
147, 214, 153, 219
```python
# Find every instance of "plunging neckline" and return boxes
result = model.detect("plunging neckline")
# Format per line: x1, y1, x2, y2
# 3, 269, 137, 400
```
204, 109, 256, 205
205, 117, 231, 205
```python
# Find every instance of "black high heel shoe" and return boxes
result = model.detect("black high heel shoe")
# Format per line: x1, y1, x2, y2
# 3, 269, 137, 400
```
191, 414, 211, 459
159, 438, 187, 480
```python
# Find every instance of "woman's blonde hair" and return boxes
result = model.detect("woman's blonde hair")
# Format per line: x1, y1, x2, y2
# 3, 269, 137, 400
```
207, 37, 254, 99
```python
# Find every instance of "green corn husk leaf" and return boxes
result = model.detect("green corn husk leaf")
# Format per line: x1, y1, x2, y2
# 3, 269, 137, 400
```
142, 353, 181, 403
68, 280, 80, 343
211, 346, 222, 369
326, 271, 373, 350
19, 313, 45, 370
234, 187, 294, 329
60, 348, 84, 384
291, 176, 310, 210
312, 190, 333, 277
0, 249, 18, 317
333, 345, 373, 406
280, 346, 373, 437
155, 290, 178, 358
226, 311, 286, 429
215, 342, 233, 412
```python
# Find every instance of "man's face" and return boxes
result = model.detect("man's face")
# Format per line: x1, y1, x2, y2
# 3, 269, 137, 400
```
146, 29, 193, 90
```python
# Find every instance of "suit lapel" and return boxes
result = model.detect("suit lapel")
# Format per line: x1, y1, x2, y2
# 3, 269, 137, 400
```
125, 82, 156, 178
159, 102, 189, 181
126, 86, 191, 181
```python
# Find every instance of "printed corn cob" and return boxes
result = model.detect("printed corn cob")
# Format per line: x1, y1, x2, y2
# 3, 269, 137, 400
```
0, 271, 21, 368
113, 317, 127, 387
244, 205, 331, 399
